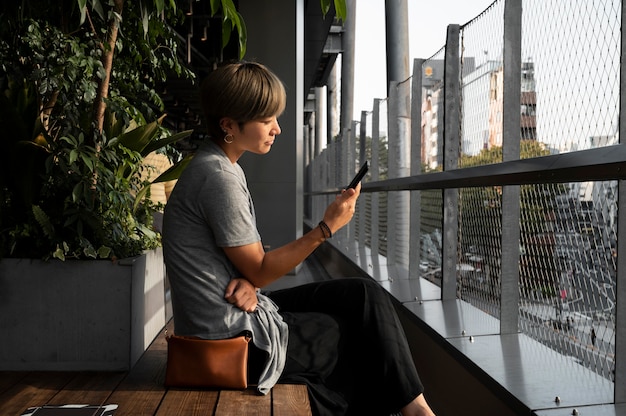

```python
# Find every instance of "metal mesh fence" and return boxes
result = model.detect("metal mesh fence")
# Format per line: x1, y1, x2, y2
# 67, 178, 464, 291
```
307, 0, 622, 394
459, 0, 505, 161
421, 47, 446, 172
457, 186, 503, 316
376, 100, 389, 258
521, 0, 621, 153
519, 180, 617, 380
419, 189, 444, 286
357, 112, 375, 249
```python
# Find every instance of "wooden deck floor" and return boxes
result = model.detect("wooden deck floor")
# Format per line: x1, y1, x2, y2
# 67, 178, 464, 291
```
0, 321, 312, 416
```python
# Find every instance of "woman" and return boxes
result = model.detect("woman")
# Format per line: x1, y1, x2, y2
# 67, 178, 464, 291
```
162, 61, 435, 416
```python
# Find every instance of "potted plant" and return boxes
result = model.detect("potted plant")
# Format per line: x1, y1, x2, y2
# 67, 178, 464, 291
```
0, 0, 244, 370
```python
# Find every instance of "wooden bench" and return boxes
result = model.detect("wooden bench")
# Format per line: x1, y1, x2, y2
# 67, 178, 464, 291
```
0, 320, 312, 416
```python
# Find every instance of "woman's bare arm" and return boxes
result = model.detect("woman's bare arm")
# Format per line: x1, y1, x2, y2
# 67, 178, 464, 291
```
223, 185, 360, 288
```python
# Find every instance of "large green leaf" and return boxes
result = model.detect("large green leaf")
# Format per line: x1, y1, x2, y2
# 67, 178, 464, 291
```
234, 11, 247, 58
103, 108, 127, 140
154, 0, 165, 14
153, 153, 194, 183
77, 0, 88, 24
141, 129, 193, 156
320, 0, 331, 17
320, 0, 347, 21
334, 0, 347, 21
117, 119, 161, 153
210, 0, 221, 15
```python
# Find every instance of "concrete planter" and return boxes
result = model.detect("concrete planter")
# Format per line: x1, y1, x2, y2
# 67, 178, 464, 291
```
0, 248, 166, 371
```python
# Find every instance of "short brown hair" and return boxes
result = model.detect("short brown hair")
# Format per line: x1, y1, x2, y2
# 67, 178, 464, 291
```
200, 61, 286, 141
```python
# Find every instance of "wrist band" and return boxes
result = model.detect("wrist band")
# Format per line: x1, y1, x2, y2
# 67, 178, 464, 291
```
318, 221, 332, 239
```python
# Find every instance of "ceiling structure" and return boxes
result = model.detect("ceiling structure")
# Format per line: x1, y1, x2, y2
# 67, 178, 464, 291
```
160, 0, 343, 143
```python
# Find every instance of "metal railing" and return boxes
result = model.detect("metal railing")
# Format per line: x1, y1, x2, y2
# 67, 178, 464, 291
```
305, 0, 625, 405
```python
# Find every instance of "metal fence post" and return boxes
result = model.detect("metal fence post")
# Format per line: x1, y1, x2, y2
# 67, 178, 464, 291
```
614, 0, 626, 403
359, 111, 367, 165
387, 82, 399, 271
388, 80, 412, 277
500, 0, 522, 335
371, 99, 382, 280
409, 59, 425, 285
357, 111, 368, 259
345, 120, 359, 253
442, 24, 461, 301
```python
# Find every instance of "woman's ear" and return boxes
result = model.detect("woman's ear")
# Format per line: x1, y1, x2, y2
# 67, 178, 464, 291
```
220, 117, 235, 133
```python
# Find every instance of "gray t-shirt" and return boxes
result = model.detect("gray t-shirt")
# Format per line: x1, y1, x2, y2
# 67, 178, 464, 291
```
162, 140, 288, 394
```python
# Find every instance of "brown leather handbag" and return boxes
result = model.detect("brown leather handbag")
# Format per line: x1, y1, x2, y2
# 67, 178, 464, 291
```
164, 332, 251, 389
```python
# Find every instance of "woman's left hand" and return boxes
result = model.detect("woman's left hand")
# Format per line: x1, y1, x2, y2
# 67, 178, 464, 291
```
224, 278, 258, 312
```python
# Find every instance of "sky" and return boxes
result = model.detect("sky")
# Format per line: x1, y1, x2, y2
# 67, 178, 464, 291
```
352, 0, 495, 119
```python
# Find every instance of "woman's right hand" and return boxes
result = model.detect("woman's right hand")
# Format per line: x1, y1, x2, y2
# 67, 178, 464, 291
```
224, 278, 258, 313
321, 183, 361, 234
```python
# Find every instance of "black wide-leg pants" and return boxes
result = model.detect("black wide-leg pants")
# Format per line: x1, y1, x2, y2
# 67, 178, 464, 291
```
261, 277, 425, 416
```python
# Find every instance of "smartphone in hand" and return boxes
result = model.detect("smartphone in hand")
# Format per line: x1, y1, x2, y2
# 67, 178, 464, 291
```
347, 161, 369, 189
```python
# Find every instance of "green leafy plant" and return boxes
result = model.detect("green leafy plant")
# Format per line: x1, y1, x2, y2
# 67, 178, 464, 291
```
0, 0, 346, 260
0, 67, 192, 260
0, 1, 207, 260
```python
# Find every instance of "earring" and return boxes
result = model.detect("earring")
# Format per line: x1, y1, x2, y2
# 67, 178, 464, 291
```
223, 133, 234, 144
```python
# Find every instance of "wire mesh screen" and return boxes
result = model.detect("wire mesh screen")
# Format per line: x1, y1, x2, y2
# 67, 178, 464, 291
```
376, 100, 389, 258
457, 186, 503, 316
521, 0, 621, 154
459, 0, 505, 162
421, 48, 445, 172
519, 180, 617, 380
357, 112, 375, 248
420, 189, 444, 286
306, 0, 623, 399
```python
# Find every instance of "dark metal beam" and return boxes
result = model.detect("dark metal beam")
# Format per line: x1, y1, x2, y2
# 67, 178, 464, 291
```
308, 145, 626, 195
